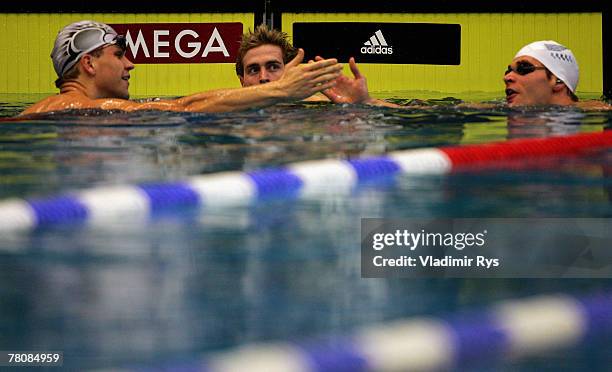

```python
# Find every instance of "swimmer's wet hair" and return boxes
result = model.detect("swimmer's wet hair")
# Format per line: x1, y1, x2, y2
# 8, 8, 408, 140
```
235, 24, 298, 77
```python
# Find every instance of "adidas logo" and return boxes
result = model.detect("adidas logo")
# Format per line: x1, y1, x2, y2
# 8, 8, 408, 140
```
360, 30, 393, 55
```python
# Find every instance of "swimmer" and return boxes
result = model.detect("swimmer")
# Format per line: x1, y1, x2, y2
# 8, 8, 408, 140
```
236, 24, 401, 108
19, 21, 343, 116
237, 28, 609, 110
504, 40, 610, 109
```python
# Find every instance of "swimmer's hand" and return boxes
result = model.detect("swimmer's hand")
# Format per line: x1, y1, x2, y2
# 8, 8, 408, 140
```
318, 57, 373, 104
317, 57, 402, 108
275, 49, 342, 101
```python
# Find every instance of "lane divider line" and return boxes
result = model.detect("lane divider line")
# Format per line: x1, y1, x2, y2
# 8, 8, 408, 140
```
1, 131, 610, 233
105, 292, 612, 372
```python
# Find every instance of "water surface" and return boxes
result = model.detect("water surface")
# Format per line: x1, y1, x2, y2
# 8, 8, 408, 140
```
0, 97, 611, 370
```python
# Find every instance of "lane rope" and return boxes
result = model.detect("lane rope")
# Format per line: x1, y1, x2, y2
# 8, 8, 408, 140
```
104, 292, 612, 372
1, 131, 610, 232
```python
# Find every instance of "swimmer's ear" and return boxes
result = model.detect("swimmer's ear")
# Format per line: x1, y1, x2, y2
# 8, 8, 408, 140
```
238, 75, 246, 87
80, 54, 96, 75
286, 48, 305, 68
552, 77, 566, 92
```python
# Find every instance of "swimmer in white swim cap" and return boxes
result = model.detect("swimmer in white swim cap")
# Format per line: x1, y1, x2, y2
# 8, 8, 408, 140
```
20, 20, 343, 116
504, 40, 579, 107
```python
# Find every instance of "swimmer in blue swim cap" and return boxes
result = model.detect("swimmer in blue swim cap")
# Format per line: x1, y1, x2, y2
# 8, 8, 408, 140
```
20, 21, 343, 116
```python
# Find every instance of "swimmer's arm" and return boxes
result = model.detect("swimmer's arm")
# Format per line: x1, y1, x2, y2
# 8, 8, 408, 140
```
100, 50, 342, 113
181, 51, 341, 112
17, 89, 288, 114
95, 85, 300, 112
91, 83, 334, 113
18, 87, 318, 115
22, 82, 334, 113
302, 93, 331, 102
308, 87, 411, 108
575, 100, 612, 111
177, 82, 312, 113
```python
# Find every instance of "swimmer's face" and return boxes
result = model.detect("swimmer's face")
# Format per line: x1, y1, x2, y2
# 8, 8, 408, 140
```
92, 44, 134, 99
503, 56, 556, 107
239, 44, 285, 87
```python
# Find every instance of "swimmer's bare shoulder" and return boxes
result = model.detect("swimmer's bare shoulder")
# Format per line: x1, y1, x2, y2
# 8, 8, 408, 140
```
19, 92, 170, 116
19, 92, 98, 116
575, 100, 612, 111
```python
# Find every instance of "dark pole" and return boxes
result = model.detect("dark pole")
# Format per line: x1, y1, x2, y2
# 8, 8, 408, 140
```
603, 9, 610, 99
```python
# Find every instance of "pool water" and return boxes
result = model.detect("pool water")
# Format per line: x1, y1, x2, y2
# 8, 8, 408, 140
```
0, 97, 611, 370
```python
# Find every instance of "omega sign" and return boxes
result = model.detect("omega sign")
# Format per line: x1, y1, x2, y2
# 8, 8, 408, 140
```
109, 23, 242, 63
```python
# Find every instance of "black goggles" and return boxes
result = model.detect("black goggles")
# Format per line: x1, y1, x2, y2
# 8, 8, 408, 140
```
505, 61, 547, 76
114, 34, 127, 50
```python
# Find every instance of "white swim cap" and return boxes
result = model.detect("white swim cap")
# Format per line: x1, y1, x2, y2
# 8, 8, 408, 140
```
514, 40, 579, 93
51, 20, 126, 78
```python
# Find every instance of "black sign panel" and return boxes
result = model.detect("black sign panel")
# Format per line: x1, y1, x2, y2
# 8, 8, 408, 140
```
293, 22, 461, 65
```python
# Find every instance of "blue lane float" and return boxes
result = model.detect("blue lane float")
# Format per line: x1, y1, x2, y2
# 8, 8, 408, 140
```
1, 131, 611, 233
0, 154, 430, 232
103, 292, 612, 372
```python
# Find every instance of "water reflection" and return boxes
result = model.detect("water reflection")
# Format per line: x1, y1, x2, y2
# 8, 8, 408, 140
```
0, 99, 611, 370
2, 175, 611, 369
2, 101, 609, 199
506, 108, 588, 139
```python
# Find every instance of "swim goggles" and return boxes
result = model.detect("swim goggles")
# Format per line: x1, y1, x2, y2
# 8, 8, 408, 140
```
60, 27, 127, 77
504, 61, 547, 76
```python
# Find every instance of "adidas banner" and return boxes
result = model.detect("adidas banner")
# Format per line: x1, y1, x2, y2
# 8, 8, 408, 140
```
293, 22, 460, 65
